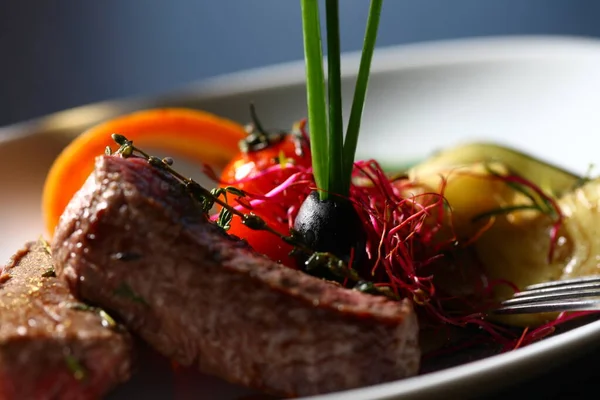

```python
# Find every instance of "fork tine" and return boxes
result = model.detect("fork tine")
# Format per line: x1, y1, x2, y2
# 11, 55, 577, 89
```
492, 275, 600, 314
494, 299, 600, 314
502, 288, 600, 306
513, 282, 600, 298
524, 275, 600, 290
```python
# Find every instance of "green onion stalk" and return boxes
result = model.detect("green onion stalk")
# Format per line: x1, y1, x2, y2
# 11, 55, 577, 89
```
293, 0, 383, 269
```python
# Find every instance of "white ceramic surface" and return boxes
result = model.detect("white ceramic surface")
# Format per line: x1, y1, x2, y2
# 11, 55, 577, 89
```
3, 35, 600, 399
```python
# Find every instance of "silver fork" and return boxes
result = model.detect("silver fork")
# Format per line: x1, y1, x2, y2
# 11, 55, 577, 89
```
494, 275, 600, 314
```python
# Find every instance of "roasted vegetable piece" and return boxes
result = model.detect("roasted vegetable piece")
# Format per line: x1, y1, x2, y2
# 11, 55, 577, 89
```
409, 142, 582, 197
462, 179, 600, 326
42, 108, 246, 237
409, 146, 600, 327
405, 161, 521, 239
555, 178, 600, 280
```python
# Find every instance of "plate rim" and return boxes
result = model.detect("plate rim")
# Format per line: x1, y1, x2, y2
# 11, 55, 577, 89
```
4, 34, 600, 141
4, 34, 600, 399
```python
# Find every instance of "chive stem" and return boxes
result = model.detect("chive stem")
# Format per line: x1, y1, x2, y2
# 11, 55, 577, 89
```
342, 0, 383, 193
325, 0, 344, 195
301, 0, 330, 200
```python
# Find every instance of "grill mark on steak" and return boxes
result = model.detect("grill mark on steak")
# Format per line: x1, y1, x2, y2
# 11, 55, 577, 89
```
0, 240, 133, 400
52, 155, 420, 397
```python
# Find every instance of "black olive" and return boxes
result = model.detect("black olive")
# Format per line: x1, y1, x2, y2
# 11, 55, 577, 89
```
293, 191, 366, 277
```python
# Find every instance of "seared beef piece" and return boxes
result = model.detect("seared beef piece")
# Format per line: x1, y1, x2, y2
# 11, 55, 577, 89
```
0, 240, 133, 400
52, 155, 420, 397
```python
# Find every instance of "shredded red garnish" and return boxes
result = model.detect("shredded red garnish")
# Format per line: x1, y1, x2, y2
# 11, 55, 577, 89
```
459, 168, 565, 263
210, 129, 597, 356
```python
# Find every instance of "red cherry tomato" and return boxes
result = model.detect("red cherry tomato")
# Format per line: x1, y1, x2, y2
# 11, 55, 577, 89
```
219, 131, 311, 268
227, 214, 297, 267
221, 133, 311, 196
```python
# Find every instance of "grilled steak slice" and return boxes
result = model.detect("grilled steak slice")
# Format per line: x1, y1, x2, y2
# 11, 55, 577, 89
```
52, 155, 420, 397
0, 240, 133, 400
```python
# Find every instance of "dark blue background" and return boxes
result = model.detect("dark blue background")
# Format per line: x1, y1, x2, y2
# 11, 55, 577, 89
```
2, 0, 600, 126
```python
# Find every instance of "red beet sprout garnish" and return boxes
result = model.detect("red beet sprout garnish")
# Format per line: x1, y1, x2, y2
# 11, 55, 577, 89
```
470, 164, 564, 263
207, 147, 512, 340
208, 165, 315, 226
499, 311, 600, 352
206, 133, 594, 355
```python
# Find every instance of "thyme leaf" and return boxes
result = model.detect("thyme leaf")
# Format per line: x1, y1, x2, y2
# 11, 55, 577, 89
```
98, 310, 117, 329
111, 133, 129, 146
114, 283, 147, 305
304, 252, 362, 283
217, 208, 233, 230
64, 355, 86, 381
483, 163, 558, 219
106, 134, 394, 299
353, 280, 380, 294
39, 236, 52, 255
67, 302, 94, 312
472, 204, 542, 223
476, 162, 564, 263
223, 186, 246, 197
353, 280, 397, 299
67, 302, 117, 329
41, 268, 56, 278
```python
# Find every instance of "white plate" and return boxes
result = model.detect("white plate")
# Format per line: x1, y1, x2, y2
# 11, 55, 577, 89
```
3, 35, 600, 399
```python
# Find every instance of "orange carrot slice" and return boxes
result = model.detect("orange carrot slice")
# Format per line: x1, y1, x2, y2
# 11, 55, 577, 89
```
42, 108, 246, 237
